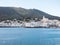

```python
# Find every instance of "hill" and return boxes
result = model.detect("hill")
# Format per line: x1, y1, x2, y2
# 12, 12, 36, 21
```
0, 7, 60, 21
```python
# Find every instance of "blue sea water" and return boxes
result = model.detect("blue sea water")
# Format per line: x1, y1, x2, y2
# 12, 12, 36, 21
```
0, 28, 60, 45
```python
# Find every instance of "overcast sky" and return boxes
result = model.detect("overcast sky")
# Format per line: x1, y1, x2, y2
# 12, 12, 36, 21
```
0, 0, 60, 17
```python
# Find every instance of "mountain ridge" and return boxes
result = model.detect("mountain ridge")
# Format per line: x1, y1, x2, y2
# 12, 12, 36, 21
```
0, 7, 60, 21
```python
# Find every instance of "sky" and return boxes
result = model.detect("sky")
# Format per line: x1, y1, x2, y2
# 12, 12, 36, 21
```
0, 0, 60, 17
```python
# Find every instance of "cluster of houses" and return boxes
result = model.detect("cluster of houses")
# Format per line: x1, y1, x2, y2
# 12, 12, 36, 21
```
0, 16, 60, 28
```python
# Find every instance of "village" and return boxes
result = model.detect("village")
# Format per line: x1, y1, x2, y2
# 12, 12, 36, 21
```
0, 16, 60, 28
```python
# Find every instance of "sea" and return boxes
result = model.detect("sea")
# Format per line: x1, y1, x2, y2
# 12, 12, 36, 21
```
0, 28, 60, 45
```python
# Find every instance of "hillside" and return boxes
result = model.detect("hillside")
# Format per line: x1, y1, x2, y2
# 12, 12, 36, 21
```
0, 7, 60, 21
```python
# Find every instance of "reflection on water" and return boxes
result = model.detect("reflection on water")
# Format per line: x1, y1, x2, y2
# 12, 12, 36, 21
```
0, 28, 60, 45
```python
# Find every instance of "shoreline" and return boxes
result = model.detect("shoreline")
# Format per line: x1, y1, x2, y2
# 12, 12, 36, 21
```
0, 26, 59, 28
